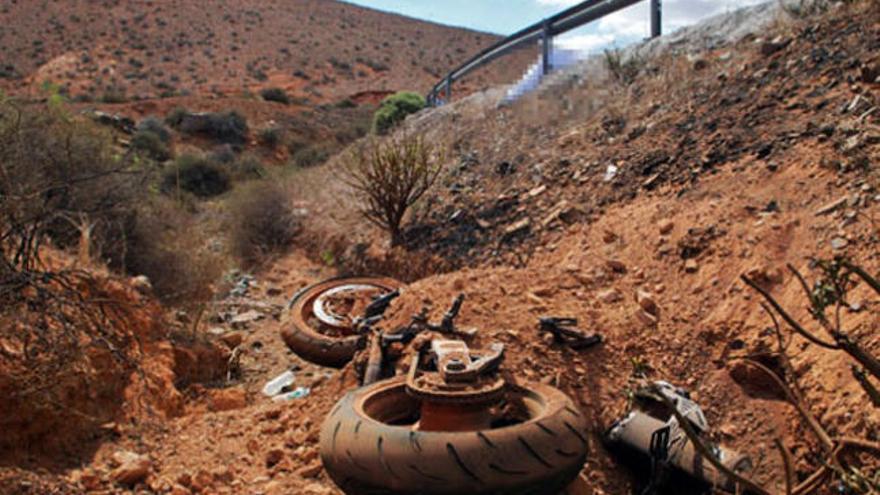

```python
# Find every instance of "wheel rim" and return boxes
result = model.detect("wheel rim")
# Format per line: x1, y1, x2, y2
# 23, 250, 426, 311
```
358, 379, 550, 432
295, 279, 398, 338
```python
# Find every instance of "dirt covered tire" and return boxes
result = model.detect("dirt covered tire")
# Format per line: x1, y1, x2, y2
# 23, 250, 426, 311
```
280, 277, 403, 368
319, 376, 589, 495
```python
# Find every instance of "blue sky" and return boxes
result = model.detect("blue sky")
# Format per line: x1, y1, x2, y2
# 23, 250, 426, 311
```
343, 0, 766, 52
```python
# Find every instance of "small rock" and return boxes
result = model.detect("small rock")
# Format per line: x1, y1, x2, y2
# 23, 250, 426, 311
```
684, 259, 699, 273
230, 310, 264, 329
169, 484, 190, 495
605, 259, 627, 273
602, 230, 617, 244
296, 462, 323, 479
635, 309, 658, 327
220, 331, 244, 349
635, 290, 659, 317
760, 36, 789, 56
860, 61, 880, 84
830, 237, 849, 250
130, 275, 152, 294
745, 266, 783, 285
541, 332, 556, 346
528, 185, 547, 197
598, 288, 622, 304
265, 449, 285, 468
657, 219, 675, 235
190, 470, 213, 493
110, 451, 151, 486
503, 218, 531, 238
209, 387, 248, 412
79, 469, 102, 491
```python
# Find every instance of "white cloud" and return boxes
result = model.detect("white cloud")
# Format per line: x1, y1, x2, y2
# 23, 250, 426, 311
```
535, 0, 581, 5
553, 32, 616, 51
539, 0, 768, 53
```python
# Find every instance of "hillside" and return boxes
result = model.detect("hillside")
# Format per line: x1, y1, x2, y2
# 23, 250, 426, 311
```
0, 0, 522, 103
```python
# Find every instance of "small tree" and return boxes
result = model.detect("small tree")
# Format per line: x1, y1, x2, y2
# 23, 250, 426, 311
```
341, 135, 443, 247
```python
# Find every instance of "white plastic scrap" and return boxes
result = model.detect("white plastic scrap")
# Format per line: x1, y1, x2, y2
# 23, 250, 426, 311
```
272, 387, 311, 402
262, 370, 296, 397
604, 165, 619, 182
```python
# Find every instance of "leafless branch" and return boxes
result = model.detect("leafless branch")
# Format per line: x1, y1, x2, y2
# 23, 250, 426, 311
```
741, 274, 839, 349
774, 439, 794, 495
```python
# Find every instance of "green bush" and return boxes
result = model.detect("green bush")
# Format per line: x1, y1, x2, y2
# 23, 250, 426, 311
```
165, 107, 189, 127
166, 109, 249, 144
161, 155, 231, 198
137, 116, 172, 143
260, 87, 290, 105
258, 126, 282, 148
230, 154, 266, 181
131, 130, 171, 161
372, 91, 425, 135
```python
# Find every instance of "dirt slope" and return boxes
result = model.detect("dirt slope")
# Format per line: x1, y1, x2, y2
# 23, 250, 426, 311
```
0, 0, 526, 103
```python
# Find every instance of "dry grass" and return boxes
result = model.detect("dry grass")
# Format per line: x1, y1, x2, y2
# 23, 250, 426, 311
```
226, 181, 301, 266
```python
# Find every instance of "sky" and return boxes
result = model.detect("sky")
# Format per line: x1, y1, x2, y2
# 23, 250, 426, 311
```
343, 0, 767, 53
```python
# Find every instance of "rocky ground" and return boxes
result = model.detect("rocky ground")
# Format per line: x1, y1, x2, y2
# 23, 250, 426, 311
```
1, 1, 878, 494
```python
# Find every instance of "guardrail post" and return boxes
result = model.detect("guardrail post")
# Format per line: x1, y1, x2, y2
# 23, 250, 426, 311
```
650, 0, 662, 38
541, 19, 552, 75
445, 75, 452, 103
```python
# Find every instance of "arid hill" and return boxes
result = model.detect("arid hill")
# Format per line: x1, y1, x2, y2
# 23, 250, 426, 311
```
0, 0, 525, 103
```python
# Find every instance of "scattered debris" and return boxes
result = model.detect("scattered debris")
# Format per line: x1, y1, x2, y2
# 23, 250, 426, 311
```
604, 164, 619, 182
271, 387, 310, 402
262, 370, 296, 397
538, 317, 603, 350
606, 381, 751, 493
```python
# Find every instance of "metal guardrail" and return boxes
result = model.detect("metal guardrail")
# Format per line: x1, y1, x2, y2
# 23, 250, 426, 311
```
427, 0, 662, 106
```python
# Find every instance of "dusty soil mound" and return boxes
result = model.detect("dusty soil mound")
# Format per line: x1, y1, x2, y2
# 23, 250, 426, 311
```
0, 262, 229, 473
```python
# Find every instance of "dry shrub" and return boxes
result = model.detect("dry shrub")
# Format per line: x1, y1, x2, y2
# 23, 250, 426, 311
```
227, 181, 301, 265
339, 134, 444, 246
125, 197, 224, 305
603, 47, 645, 86
0, 99, 147, 274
